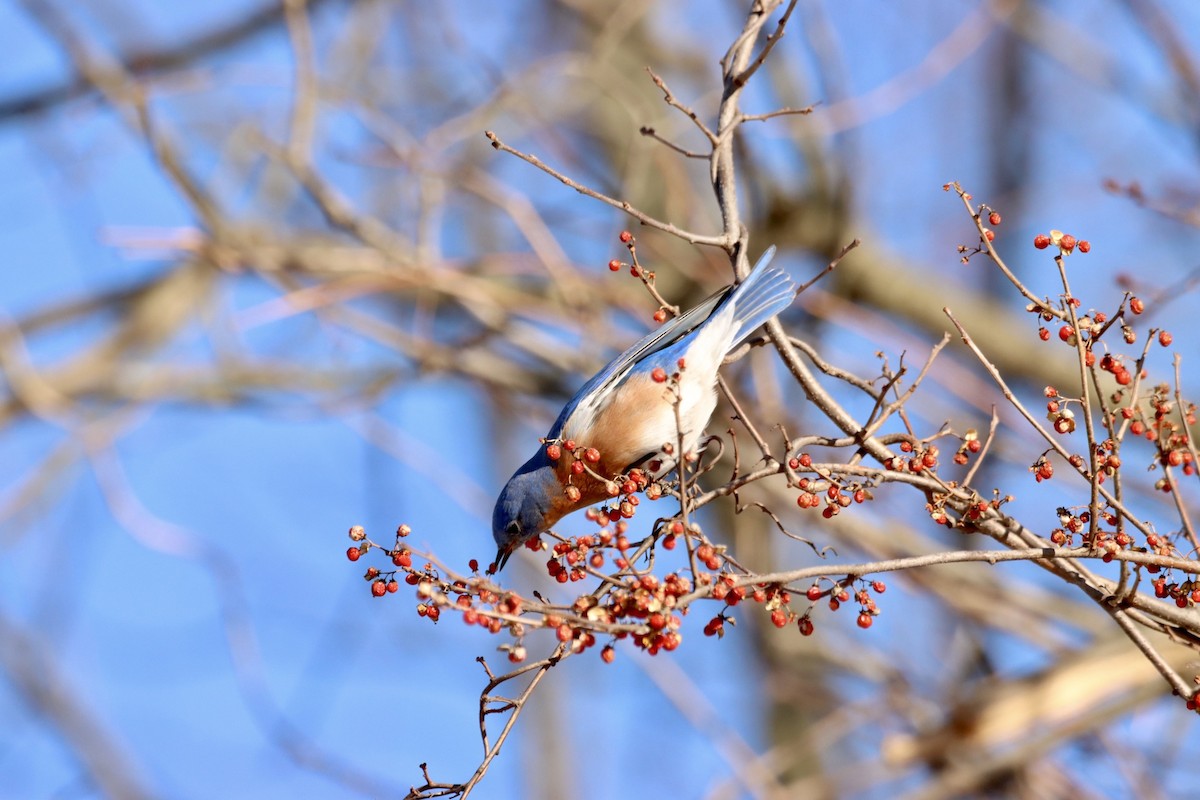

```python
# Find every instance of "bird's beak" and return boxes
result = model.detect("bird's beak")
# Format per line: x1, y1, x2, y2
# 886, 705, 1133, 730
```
493, 545, 514, 573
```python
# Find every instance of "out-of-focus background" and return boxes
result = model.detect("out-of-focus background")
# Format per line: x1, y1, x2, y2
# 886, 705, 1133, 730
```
2, 0, 1199, 797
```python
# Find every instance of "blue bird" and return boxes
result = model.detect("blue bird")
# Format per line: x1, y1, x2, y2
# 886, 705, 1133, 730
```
491, 246, 795, 571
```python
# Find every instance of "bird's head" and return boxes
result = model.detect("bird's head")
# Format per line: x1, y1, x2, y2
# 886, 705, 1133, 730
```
491, 458, 558, 572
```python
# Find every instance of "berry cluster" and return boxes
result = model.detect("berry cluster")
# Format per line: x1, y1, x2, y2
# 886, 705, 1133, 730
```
883, 440, 940, 475
344, 506, 895, 669
540, 437, 656, 516
1032, 229, 1091, 254
952, 429, 983, 465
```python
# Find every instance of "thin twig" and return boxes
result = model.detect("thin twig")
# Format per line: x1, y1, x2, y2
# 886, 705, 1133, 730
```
645, 68, 717, 143
484, 131, 727, 247
639, 125, 708, 159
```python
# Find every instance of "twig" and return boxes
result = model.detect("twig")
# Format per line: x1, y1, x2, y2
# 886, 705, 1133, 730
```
961, 406, 1000, 489
283, 0, 317, 162
737, 105, 816, 124
1104, 607, 1196, 701
484, 131, 727, 247
465, 648, 567, 797
797, 237, 860, 295
639, 125, 708, 159
645, 68, 717, 143
729, 0, 799, 90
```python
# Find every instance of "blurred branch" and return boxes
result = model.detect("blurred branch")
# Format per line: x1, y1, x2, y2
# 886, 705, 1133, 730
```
1, 0, 355, 122
0, 611, 156, 800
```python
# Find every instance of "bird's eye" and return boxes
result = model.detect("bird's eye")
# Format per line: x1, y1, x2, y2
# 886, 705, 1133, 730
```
505, 521, 521, 537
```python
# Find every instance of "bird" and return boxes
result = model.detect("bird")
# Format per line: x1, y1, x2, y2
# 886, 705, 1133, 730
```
491, 246, 795, 571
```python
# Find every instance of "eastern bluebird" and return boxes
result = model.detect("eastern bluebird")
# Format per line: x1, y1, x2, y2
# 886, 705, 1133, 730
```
491, 246, 795, 570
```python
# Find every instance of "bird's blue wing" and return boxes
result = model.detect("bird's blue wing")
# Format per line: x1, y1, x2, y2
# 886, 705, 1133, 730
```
547, 246, 788, 439
547, 281, 734, 438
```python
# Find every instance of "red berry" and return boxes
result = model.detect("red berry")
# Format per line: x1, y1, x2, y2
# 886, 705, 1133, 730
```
608, 259, 621, 271
469, 559, 479, 572
1059, 234, 1076, 252
1130, 297, 1144, 314
857, 613, 873, 629
872, 581, 886, 593
601, 645, 616, 663
584, 447, 601, 463
988, 211, 1001, 226
653, 309, 667, 323
386, 580, 399, 593
392, 550, 412, 568
1058, 325, 1075, 342
798, 617, 814, 636
1039, 328, 1051, 341
651, 366, 668, 383
565, 485, 582, 503
1078, 240, 1091, 253
1159, 330, 1173, 347
546, 444, 562, 460
346, 547, 362, 562
1034, 234, 1051, 249
983, 229, 995, 242
371, 580, 387, 597
619, 231, 633, 244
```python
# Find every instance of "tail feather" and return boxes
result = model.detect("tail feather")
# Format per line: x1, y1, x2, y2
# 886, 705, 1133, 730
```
728, 246, 796, 345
